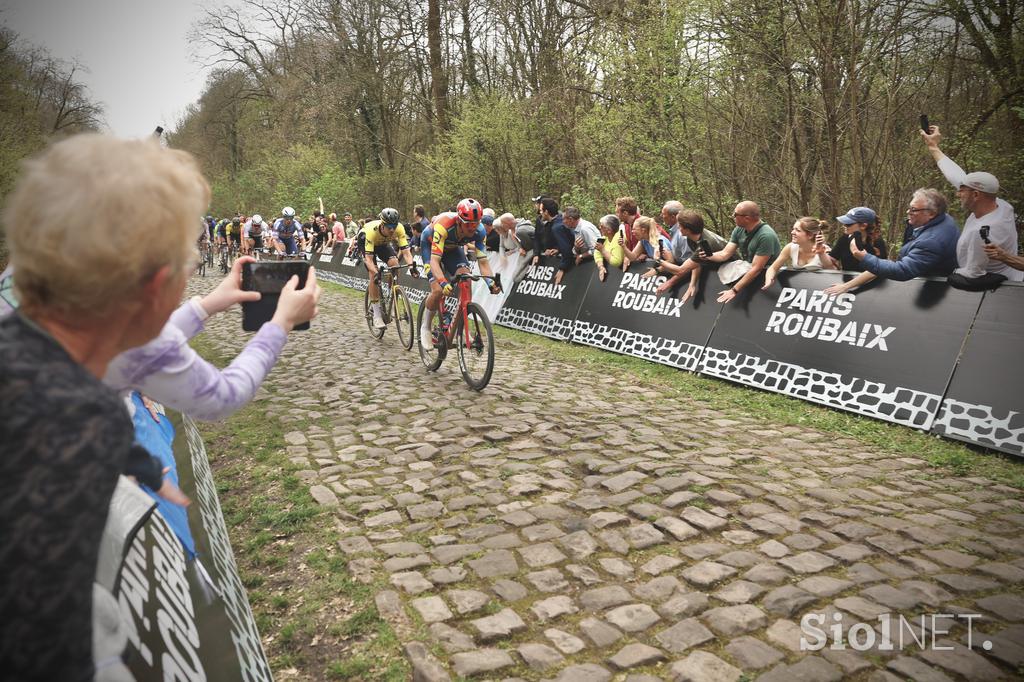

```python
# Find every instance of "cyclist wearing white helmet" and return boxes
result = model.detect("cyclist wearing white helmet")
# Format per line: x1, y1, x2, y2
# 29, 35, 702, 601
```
273, 206, 305, 256
243, 213, 265, 254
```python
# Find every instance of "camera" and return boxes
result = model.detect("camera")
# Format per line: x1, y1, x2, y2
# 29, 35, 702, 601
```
697, 238, 712, 259
979, 225, 991, 244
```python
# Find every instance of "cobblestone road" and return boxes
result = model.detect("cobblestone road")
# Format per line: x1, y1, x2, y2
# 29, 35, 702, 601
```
189, 276, 1024, 681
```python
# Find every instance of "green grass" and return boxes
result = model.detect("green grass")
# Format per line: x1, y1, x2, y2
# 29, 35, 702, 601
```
322, 279, 1024, 488
188, 331, 410, 681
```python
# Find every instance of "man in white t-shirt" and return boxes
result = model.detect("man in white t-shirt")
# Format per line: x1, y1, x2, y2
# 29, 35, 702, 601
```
923, 125, 1021, 282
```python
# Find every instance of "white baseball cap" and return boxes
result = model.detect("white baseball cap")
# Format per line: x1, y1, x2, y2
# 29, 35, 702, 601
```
961, 172, 999, 194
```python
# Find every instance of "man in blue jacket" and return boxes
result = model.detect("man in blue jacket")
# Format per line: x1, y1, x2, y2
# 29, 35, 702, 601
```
539, 198, 575, 284
824, 188, 958, 295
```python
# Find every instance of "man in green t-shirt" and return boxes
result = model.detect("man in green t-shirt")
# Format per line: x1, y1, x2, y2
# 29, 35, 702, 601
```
702, 200, 782, 303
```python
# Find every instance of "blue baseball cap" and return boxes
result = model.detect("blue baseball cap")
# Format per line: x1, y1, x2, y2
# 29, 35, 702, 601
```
836, 206, 877, 225
481, 215, 494, 226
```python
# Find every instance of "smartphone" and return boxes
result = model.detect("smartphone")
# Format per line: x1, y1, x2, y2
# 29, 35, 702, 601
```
920, 114, 930, 134
698, 238, 712, 258
241, 261, 310, 331
596, 236, 606, 244
979, 225, 991, 244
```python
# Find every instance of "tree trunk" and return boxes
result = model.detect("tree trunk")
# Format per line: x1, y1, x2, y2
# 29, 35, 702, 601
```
427, 0, 448, 134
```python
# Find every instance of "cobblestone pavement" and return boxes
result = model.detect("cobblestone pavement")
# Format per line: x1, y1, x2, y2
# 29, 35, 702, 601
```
189, 276, 1024, 681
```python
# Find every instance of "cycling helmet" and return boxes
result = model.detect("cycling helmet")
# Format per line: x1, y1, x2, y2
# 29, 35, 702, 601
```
456, 198, 483, 224
282, 206, 296, 218
232, 216, 241, 225
252, 214, 263, 225
379, 207, 400, 227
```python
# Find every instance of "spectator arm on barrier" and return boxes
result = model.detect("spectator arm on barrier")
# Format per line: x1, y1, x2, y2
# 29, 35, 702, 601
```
733, 253, 771, 292
862, 247, 933, 281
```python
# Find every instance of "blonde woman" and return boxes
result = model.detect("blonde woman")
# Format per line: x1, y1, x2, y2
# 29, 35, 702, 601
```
624, 215, 673, 265
762, 217, 834, 289
0, 135, 210, 680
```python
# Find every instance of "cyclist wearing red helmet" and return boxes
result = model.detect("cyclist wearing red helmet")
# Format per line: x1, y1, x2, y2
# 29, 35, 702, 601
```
419, 198, 501, 347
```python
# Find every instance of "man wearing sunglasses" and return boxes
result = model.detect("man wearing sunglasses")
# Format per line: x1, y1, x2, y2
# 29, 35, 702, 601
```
357, 208, 418, 329
922, 124, 1021, 284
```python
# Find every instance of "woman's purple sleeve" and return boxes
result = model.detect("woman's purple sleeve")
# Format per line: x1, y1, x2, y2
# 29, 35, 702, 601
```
104, 320, 288, 421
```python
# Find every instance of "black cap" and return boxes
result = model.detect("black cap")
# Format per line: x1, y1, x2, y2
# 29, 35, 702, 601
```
531, 195, 546, 203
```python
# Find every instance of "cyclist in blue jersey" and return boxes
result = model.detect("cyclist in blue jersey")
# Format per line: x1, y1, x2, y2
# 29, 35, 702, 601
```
273, 206, 307, 256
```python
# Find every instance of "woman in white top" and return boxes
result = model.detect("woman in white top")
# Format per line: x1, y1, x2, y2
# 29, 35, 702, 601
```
762, 217, 834, 289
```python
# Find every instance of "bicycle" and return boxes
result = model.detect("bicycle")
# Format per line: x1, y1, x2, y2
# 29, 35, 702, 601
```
416, 272, 500, 390
196, 240, 210, 277
218, 241, 231, 274
364, 262, 416, 350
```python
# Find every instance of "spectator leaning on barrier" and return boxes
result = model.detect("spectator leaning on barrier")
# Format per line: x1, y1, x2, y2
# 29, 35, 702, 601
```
701, 201, 782, 303
594, 214, 625, 281
762, 217, 834, 289
328, 212, 344, 248
541, 199, 576, 284
625, 215, 673, 267
923, 125, 1021, 286
661, 200, 693, 263
824, 188, 959, 295
563, 206, 600, 264
615, 196, 641, 264
655, 209, 731, 300
483, 213, 500, 253
865, 219, 889, 259
495, 213, 521, 255
343, 212, 359, 239
0, 134, 205, 680
829, 206, 877, 271
533, 197, 562, 265
531, 194, 555, 263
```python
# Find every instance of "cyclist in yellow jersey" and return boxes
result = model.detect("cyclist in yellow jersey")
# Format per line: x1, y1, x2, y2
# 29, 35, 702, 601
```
356, 207, 419, 328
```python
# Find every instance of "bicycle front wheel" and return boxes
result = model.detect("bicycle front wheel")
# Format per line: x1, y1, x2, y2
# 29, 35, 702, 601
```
394, 287, 415, 351
455, 302, 495, 391
416, 301, 446, 371
365, 287, 385, 339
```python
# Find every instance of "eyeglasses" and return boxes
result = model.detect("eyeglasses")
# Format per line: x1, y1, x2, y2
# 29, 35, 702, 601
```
732, 213, 751, 218
906, 207, 930, 214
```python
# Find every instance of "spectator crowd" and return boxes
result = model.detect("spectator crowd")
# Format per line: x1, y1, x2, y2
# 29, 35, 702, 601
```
0, 121, 1021, 682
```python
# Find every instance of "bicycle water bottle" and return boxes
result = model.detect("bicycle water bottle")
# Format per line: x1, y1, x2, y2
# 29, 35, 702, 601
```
442, 310, 452, 329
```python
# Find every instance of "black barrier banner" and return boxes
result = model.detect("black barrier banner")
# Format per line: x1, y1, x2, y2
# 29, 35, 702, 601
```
312, 244, 436, 306
495, 256, 592, 339
571, 261, 725, 370
311, 243, 369, 291
115, 413, 272, 681
698, 270, 983, 430
932, 283, 1024, 457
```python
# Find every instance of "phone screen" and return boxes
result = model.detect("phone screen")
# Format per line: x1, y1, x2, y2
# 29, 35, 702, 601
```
242, 261, 309, 294
241, 261, 311, 331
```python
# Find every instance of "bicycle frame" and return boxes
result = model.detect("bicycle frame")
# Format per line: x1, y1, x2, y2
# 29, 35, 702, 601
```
441, 278, 474, 346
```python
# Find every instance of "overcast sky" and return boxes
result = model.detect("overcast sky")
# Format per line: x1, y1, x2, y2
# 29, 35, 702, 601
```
2, 0, 215, 138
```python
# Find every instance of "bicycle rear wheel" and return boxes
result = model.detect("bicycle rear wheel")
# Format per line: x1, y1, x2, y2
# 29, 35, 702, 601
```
393, 287, 415, 351
364, 287, 386, 339
455, 302, 495, 391
416, 301, 446, 371
197, 248, 207, 277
